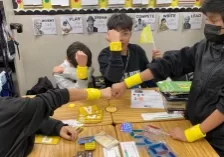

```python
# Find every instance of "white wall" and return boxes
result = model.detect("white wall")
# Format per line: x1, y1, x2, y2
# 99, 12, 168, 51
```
3, 0, 204, 95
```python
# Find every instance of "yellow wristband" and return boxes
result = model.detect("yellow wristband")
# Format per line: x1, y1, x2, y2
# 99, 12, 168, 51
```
77, 66, 88, 80
184, 124, 206, 142
124, 73, 143, 88
86, 88, 102, 100
110, 42, 122, 51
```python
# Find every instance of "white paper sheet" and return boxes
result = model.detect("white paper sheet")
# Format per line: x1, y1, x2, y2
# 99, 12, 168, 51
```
183, 12, 203, 30
159, 13, 179, 31
60, 15, 84, 34
131, 90, 164, 109
32, 16, 57, 36
23, 0, 42, 5
141, 112, 184, 120
51, 0, 69, 6
82, 0, 98, 6
120, 142, 140, 157
103, 146, 121, 157
62, 119, 84, 127
108, 0, 125, 5
156, 0, 172, 4
133, 0, 142, 4
134, 13, 156, 31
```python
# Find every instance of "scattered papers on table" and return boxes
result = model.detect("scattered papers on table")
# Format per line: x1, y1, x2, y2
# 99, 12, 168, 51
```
141, 112, 184, 121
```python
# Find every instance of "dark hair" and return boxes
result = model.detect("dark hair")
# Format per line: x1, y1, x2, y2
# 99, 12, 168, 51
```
161, 18, 166, 22
107, 13, 133, 31
202, 0, 224, 20
66, 42, 92, 67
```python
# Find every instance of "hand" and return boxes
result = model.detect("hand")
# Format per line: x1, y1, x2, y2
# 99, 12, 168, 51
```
59, 126, 78, 141
112, 82, 127, 98
75, 51, 87, 67
106, 29, 120, 42
53, 66, 64, 74
169, 127, 187, 142
152, 50, 163, 59
100, 87, 112, 99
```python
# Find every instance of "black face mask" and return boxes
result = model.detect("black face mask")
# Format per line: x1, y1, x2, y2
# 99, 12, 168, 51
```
204, 24, 224, 44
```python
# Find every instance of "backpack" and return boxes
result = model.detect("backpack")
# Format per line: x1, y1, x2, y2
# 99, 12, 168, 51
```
26, 77, 54, 95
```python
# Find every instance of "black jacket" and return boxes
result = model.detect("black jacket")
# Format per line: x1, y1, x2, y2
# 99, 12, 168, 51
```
98, 44, 151, 87
148, 39, 224, 155
0, 89, 69, 157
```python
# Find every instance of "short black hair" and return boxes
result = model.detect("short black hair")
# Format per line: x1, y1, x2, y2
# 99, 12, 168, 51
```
107, 13, 133, 31
161, 18, 166, 22
202, 0, 224, 20
66, 42, 92, 67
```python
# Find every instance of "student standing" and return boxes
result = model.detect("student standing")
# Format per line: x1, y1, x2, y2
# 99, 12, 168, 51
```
111, 0, 224, 156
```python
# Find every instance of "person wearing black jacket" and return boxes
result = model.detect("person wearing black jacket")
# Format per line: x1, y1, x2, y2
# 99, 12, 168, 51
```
98, 13, 159, 88
0, 87, 111, 157
111, 0, 224, 156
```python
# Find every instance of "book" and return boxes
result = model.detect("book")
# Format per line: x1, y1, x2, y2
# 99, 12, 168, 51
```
157, 81, 192, 93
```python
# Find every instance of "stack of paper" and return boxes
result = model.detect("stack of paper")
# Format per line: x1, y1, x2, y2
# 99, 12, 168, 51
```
179, 0, 195, 7
108, 0, 125, 8
23, 0, 42, 5
51, 0, 69, 6
156, 0, 172, 7
132, 0, 149, 7
141, 112, 184, 121
81, 0, 98, 8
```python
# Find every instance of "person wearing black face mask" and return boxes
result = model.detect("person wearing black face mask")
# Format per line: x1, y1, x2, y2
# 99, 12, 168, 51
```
111, 0, 224, 156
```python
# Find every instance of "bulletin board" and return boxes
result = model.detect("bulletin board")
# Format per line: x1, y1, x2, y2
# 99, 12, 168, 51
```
12, 0, 201, 15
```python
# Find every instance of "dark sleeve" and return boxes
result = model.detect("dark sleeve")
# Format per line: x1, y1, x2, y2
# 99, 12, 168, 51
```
147, 43, 198, 81
138, 46, 150, 70
3, 89, 69, 137
36, 118, 66, 136
98, 48, 124, 83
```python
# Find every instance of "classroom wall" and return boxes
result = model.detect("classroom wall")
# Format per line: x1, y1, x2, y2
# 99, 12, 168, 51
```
3, 0, 204, 95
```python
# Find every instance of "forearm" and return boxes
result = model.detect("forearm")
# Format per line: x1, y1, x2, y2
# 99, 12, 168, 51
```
105, 53, 124, 82
140, 69, 154, 82
200, 109, 224, 134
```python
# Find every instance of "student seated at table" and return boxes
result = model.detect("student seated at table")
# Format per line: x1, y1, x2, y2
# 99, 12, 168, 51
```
111, 0, 224, 156
53, 41, 94, 89
0, 87, 111, 157
98, 13, 161, 88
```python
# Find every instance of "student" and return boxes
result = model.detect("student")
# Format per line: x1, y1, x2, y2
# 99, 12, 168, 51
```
98, 13, 161, 88
0, 87, 111, 157
111, 0, 224, 155
53, 42, 94, 89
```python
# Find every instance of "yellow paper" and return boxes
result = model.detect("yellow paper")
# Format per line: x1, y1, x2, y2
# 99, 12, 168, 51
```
99, 0, 108, 8
125, 0, 132, 8
149, 0, 155, 8
194, 0, 201, 7
170, 0, 178, 7
70, 0, 81, 8
35, 135, 60, 145
78, 105, 103, 123
43, 0, 52, 9
140, 25, 154, 43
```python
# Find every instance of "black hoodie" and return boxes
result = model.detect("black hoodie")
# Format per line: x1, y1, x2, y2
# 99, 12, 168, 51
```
147, 39, 224, 156
98, 43, 155, 87
0, 89, 69, 157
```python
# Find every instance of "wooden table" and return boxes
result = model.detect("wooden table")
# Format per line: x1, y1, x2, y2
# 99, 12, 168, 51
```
115, 120, 218, 157
110, 90, 183, 124
29, 125, 116, 157
52, 99, 112, 127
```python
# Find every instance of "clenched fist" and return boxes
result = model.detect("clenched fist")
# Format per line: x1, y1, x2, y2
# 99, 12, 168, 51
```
75, 51, 87, 67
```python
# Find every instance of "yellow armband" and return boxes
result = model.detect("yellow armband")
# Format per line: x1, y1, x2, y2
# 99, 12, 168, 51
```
86, 88, 102, 100
77, 66, 88, 80
124, 73, 143, 88
110, 42, 122, 51
184, 124, 206, 142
